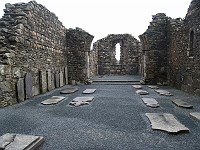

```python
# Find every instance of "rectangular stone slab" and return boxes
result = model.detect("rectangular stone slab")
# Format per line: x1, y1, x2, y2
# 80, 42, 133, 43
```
190, 112, 200, 121
17, 78, 25, 102
142, 98, 159, 108
136, 90, 149, 95
60, 87, 78, 94
146, 113, 189, 133
69, 101, 90, 107
132, 85, 142, 89
83, 89, 96, 94
148, 85, 159, 89
41, 96, 65, 105
155, 89, 173, 96
172, 99, 193, 109
72, 97, 94, 102
0, 133, 44, 150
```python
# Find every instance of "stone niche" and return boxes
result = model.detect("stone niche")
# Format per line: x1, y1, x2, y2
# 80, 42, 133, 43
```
93, 34, 141, 75
0, 1, 85, 107
139, 0, 200, 96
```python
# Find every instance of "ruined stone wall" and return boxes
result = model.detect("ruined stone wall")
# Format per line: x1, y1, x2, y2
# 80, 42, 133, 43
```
139, 13, 169, 84
93, 34, 140, 75
66, 28, 94, 83
0, 1, 67, 107
168, 0, 200, 96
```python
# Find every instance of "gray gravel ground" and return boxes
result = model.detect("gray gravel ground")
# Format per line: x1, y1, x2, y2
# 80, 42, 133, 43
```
1, 76, 200, 150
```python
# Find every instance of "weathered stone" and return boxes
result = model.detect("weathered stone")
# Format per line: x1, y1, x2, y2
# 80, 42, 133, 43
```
47, 70, 53, 91
0, 133, 44, 150
146, 113, 189, 133
64, 67, 68, 85
60, 71, 64, 87
148, 85, 159, 89
142, 98, 159, 108
60, 87, 78, 94
25, 73, 33, 99
70, 96, 94, 107
190, 112, 200, 121
83, 89, 96, 94
16, 78, 25, 102
69, 101, 89, 107
172, 99, 193, 108
39, 70, 47, 94
136, 90, 149, 95
132, 85, 142, 89
41, 96, 65, 105
55, 72, 60, 88
155, 89, 173, 96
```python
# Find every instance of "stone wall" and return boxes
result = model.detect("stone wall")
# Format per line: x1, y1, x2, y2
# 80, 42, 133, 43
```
93, 34, 140, 75
66, 28, 94, 84
0, 1, 68, 107
140, 0, 200, 96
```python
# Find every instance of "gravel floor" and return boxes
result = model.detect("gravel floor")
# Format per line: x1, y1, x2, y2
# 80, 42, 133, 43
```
1, 76, 200, 150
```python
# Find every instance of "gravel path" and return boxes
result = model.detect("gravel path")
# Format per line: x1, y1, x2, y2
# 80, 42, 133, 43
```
0, 76, 200, 150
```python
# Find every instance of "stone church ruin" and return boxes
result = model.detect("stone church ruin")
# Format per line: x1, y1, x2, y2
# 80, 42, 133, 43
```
0, 0, 200, 107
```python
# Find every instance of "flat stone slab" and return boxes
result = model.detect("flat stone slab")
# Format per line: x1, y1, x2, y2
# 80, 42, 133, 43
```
132, 85, 142, 89
146, 113, 189, 133
190, 112, 200, 121
136, 90, 149, 95
142, 98, 159, 108
148, 85, 159, 89
41, 96, 65, 105
60, 87, 78, 94
172, 99, 193, 109
155, 89, 173, 96
83, 89, 96, 94
0, 133, 44, 150
70, 97, 94, 107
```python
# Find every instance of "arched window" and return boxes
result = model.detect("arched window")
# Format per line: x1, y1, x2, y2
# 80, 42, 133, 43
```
189, 30, 194, 56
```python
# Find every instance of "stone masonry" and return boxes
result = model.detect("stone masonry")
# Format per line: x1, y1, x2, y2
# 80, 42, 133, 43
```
93, 34, 140, 75
0, 1, 93, 107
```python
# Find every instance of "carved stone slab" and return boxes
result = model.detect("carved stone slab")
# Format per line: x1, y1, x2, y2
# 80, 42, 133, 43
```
172, 99, 193, 109
148, 85, 159, 89
60, 71, 64, 87
17, 78, 25, 102
83, 89, 96, 94
146, 113, 189, 133
41, 96, 65, 105
64, 67, 68, 85
60, 87, 78, 94
0, 133, 44, 150
70, 97, 94, 107
39, 70, 47, 93
132, 85, 142, 89
190, 112, 200, 121
155, 89, 173, 96
136, 90, 149, 95
25, 72, 33, 99
47, 70, 53, 91
142, 98, 159, 108
55, 72, 60, 88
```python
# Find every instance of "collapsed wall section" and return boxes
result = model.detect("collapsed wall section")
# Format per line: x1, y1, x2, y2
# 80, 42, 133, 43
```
93, 34, 140, 75
0, 1, 67, 107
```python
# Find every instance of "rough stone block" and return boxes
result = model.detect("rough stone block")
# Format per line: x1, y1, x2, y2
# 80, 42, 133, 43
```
16, 78, 25, 102
146, 113, 189, 133
0, 133, 44, 150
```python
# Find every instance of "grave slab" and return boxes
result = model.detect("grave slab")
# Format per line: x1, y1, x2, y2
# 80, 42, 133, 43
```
55, 72, 60, 88
132, 85, 142, 89
39, 70, 47, 93
172, 99, 193, 109
64, 67, 68, 85
47, 70, 53, 91
142, 98, 159, 108
17, 78, 25, 102
83, 89, 96, 94
25, 72, 33, 99
0, 133, 44, 150
60, 71, 64, 87
69, 101, 89, 107
60, 87, 78, 94
146, 113, 189, 133
136, 90, 149, 95
190, 112, 200, 121
148, 85, 159, 89
41, 96, 65, 105
155, 89, 173, 96
70, 96, 94, 107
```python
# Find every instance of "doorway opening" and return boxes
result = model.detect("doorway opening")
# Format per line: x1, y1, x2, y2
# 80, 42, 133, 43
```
115, 43, 120, 64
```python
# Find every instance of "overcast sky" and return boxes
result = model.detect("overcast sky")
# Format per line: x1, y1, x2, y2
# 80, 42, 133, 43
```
0, 0, 192, 42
